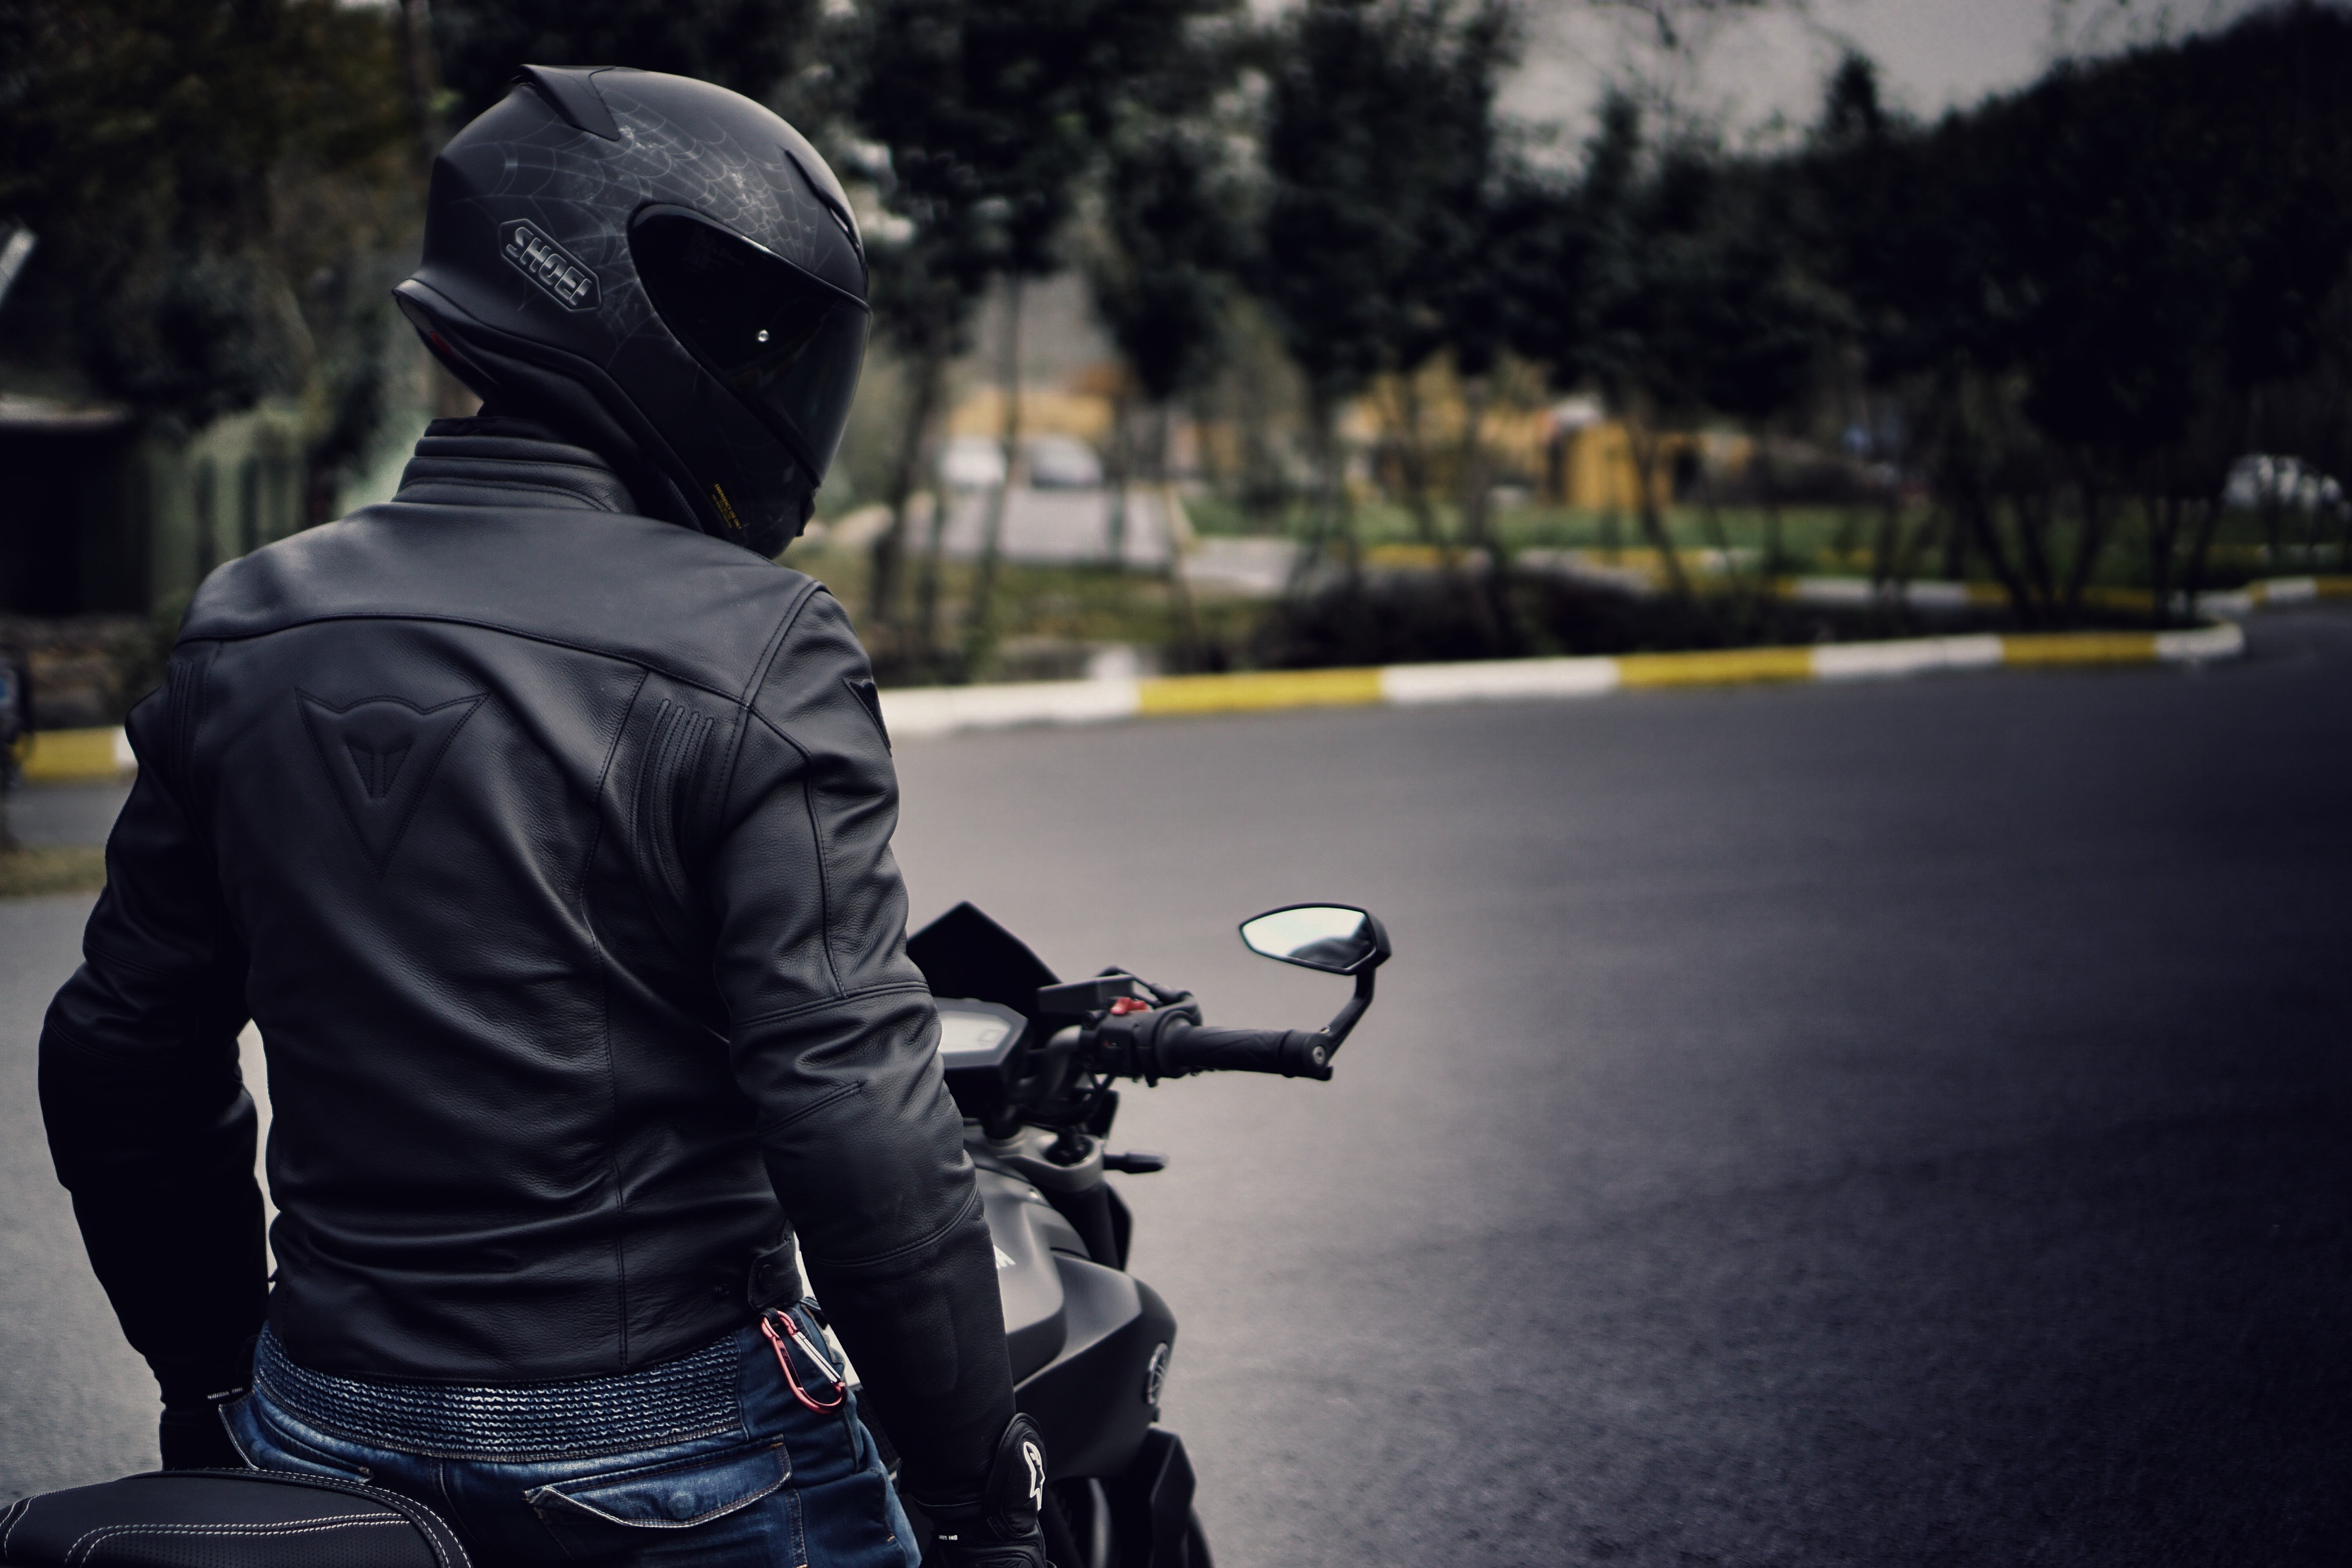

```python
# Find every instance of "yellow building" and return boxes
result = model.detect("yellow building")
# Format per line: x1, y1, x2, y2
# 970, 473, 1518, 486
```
1549, 407, 1647, 511
1544, 403, 1751, 513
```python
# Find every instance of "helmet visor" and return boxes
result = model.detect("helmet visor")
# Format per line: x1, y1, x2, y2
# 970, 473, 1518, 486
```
630, 207, 869, 480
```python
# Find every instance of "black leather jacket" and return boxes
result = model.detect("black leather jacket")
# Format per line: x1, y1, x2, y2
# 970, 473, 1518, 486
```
39, 418, 1013, 1493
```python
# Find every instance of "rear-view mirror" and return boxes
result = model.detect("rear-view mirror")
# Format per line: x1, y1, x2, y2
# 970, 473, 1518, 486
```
1239, 905, 1389, 975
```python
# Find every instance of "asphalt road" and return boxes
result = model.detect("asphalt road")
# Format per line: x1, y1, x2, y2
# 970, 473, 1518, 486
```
4, 608, 2349, 1567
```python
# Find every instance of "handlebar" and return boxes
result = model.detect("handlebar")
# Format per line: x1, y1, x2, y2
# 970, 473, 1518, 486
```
1084, 1011, 1337, 1083
1156, 1021, 1335, 1081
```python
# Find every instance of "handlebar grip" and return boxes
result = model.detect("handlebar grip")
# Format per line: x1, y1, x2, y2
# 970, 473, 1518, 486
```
1158, 1023, 1335, 1081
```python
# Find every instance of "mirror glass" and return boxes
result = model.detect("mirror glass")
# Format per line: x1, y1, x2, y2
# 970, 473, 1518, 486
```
1241, 905, 1376, 973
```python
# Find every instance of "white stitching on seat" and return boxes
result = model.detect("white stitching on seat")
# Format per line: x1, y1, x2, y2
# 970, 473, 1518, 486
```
65, 1515, 399, 1565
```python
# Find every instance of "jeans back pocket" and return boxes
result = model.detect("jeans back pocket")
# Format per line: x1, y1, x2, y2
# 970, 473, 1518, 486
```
526, 1437, 789, 1555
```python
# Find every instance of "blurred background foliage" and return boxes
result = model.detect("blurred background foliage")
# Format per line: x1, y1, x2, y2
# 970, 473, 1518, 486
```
5, 0, 2352, 690
0, 0, 412, 454
430, 0, 820, 121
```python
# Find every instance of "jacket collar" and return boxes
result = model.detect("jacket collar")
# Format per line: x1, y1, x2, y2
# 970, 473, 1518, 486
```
393, 416, 640, 514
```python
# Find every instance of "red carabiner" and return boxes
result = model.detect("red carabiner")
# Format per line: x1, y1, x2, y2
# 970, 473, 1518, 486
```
762, 1309, 848, 1413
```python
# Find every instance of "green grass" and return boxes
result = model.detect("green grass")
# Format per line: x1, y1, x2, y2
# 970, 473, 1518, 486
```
1182, 493, 2349, 590
787, 543, 1256, 683
1183, 494, 1912, 563
782, 498, 2347, 684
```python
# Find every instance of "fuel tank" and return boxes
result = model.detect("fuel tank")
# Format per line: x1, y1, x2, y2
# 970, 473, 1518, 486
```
979, 1167, 1177, 1479
979, 1167, 1084, 1379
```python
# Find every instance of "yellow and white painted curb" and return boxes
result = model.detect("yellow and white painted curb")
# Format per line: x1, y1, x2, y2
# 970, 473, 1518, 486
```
878, 619, 2243, 742
1788, 573, 2352, 617
4, 618, 2252, 775
2177, 574, 2352, 614
19, 726, 138, 784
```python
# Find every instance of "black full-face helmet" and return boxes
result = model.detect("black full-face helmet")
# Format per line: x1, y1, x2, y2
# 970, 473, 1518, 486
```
393, 66, 868, 557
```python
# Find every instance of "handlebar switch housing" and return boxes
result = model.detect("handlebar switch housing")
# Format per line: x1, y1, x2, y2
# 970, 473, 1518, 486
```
1038, 974, 1150, 1017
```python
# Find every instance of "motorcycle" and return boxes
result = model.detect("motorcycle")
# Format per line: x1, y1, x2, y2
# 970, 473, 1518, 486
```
0, 900, 1388, 1568
886, 899, 1392, 1568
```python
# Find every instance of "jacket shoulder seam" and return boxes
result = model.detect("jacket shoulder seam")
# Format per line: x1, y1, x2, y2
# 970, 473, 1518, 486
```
729, 583, 842, 995
177, 612, 749, 708
711, 577, 822, 819
741, 577, 824, 709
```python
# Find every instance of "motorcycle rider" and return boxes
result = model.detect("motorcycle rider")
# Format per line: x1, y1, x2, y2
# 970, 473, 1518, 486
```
38, 67, 1046, 1568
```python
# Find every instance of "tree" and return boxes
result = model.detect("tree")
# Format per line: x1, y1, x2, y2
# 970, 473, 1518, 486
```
0, 0, 412, 450
1565, 97, 1720, 604
1370, 1, 1517, 648
1481, 151, 1595, 625
1427, 5, 1522, 648
1260, 0, 1472, 579
845, 0, 1219, 676
1079, 6, 1245, 664
428, 0, 818, 120
1495, 89, 1631, 535
952, 0, 1217, 673
863, 201, 995, 676
1084, 15, 1247, 467
1676, 163, 1837, 612
1804, 6, 2352, 628
837, 0, 997, 672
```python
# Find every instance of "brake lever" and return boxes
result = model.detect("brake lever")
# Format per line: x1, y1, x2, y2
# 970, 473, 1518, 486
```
1036, 971, 1149, 1019
1137, 978, 1195, 1010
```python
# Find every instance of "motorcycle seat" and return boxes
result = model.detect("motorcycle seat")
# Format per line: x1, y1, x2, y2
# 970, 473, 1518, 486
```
0, 1469, 469, 1567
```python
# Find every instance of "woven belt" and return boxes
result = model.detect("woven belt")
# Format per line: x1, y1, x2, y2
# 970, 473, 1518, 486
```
254, 1326, 744, 1460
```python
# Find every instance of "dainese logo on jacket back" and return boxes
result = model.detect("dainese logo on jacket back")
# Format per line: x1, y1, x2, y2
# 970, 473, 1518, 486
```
501, 221, 599, 310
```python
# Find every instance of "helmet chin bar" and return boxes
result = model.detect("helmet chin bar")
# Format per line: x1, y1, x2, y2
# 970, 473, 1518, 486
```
393, 281, 813, 557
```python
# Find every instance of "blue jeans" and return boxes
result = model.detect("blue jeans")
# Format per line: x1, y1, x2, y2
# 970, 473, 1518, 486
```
222, 1304, 920, 1567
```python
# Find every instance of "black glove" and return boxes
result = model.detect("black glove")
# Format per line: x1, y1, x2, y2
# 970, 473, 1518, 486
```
159, 1403, 245, 1470
153, 1341, 255, 1472
919, 1413, 1052, 1568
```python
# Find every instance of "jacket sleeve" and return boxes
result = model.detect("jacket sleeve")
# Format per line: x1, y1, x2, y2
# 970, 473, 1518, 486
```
707, 586, 1014, 1500
39, 648, 268, 1410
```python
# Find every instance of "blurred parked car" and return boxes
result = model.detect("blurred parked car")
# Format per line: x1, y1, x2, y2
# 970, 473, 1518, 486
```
1023, 434, 1104, 490
940, 434, 1007, 490
938, 431, 1105, 490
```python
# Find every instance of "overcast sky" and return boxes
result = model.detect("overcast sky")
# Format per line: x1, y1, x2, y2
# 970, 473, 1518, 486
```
1498, 0, 2275, 143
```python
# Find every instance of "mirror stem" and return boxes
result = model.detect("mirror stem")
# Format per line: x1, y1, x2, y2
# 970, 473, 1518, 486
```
1321, 969, 1376, 1055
